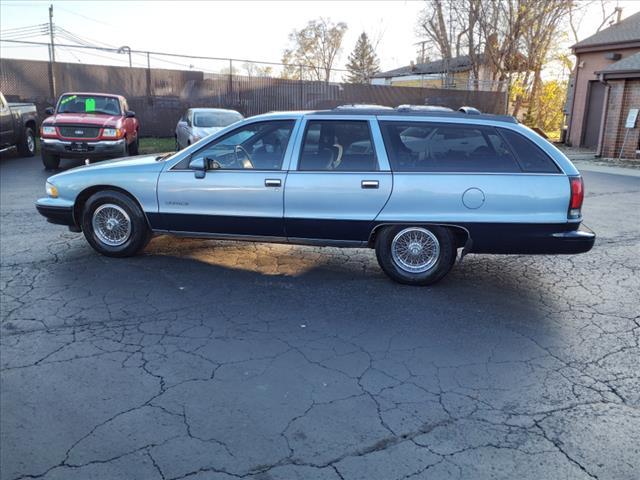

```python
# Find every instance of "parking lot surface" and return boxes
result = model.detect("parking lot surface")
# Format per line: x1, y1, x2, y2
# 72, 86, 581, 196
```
1, 154, 639, 480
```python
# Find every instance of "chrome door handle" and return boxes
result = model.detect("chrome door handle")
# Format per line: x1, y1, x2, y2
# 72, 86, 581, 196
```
361, 180, 379, 189
265, 179, 281, 187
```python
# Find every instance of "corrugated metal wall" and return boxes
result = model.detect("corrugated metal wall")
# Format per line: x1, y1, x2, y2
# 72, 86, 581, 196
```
1, 58, 507, 136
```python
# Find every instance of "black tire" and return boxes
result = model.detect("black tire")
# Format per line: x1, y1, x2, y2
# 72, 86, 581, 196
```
81, 190, 151, 257
128, 135, 139, 156
42, 151, 60, 170
17, 127, 37, 157
375, 225, 456, 286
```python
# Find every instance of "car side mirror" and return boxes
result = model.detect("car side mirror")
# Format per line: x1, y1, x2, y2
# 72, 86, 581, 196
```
125, 110, 136, 118
45, 107, 54, 115
189, 157, 207, 179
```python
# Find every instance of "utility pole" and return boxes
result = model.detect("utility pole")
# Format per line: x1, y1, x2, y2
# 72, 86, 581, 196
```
48, 3, 56, 98
48, 4, 55, 62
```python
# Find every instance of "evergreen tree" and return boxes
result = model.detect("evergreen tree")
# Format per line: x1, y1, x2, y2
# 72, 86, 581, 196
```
345, 32, 380, 83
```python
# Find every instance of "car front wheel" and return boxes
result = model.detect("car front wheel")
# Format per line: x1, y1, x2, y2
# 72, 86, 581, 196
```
375, 225, 456, 285
81, 190, 151, 257
42, 151, 60, 170
128, 135, 139, 155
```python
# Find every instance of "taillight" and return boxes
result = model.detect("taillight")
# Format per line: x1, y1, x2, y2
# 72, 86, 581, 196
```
568, 176, 584, 219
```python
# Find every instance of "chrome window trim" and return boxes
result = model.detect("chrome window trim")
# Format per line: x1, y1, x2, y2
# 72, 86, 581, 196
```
390, 171, 565, 176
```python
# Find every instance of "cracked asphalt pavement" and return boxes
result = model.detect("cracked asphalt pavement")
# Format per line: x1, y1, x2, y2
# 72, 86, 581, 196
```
1, 154, 638, 480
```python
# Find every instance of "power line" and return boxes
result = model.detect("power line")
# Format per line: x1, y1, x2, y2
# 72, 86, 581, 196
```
55, 5, 115, 27
0, 38, 351, 72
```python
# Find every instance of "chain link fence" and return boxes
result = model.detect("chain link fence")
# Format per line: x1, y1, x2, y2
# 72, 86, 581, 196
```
1, 41, 508, 136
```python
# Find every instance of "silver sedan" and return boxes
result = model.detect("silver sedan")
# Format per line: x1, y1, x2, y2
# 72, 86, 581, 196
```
175, 108, 243, 150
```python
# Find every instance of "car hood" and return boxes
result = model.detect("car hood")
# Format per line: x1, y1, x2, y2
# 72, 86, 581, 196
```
50, 153, 169, 181
44, 113, 122, 127
193, 126, 225, 138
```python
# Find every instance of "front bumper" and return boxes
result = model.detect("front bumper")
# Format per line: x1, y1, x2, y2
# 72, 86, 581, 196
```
36, 203, 76, 227
40, 138, 126, 159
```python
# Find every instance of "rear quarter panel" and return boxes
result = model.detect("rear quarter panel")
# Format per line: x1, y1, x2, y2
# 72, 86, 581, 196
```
379, 173, 570, 224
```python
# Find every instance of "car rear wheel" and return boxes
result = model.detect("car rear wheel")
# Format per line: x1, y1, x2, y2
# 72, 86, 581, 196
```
18, 127, 37, 157
42, 151, 60, 170
81, 190, 151, 257
375, 225, 456, 285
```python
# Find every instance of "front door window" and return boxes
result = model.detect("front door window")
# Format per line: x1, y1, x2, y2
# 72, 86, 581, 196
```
186, 120, 295, 171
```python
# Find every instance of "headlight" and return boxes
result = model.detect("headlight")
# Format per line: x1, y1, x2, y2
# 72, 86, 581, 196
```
45, 182, 58, 198
102, 128, 122, 138
41, 125, 56, 135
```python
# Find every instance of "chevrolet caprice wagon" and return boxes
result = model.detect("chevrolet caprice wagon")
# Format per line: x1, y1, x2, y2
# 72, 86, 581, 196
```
36, 108, 595, 285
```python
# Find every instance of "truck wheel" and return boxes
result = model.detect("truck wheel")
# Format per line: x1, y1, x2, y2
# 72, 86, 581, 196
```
18, 127, 36, 157
81, 190, 151, 257
375, 225, 456, 286
42, 151, 60, 170
128, 135, 139, 155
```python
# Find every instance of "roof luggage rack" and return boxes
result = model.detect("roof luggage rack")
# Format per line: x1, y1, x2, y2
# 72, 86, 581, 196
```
396, 105, 453, 112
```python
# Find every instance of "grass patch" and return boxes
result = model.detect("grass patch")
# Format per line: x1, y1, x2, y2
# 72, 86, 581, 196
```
139, 137, 175, 155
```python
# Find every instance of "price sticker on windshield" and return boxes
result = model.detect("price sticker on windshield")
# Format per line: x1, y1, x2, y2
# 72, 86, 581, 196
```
85, 98, 96, 112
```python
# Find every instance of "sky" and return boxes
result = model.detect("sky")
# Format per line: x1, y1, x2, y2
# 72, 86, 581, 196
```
1, 0, 640, 75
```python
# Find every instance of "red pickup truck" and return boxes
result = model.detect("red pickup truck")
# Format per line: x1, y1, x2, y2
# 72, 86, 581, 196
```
40, 92, 140, 169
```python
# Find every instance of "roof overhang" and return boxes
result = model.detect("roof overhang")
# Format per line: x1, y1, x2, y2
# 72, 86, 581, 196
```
598, 70, 640, 80
572, 40, 640, 54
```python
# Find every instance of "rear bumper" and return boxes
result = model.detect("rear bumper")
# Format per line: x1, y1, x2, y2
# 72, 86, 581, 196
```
40, 138, 126, 159
467, 223, 595, 255
35, 203, 76, 227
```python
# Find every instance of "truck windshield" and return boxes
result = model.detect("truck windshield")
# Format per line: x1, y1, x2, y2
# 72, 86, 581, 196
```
193, 111, 242, 127
57, 95, 121, 115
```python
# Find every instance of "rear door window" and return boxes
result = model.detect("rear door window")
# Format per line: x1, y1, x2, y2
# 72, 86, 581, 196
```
498, 128, 560, 173
298, 120, 377, 171
380, 121, 521, 173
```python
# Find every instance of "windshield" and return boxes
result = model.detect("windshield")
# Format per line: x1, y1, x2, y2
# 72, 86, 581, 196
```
193, 111, 242, 128
57, 95, 121, 115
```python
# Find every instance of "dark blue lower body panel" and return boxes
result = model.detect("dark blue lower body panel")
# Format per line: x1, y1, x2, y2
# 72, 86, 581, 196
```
146, 212, 595, 255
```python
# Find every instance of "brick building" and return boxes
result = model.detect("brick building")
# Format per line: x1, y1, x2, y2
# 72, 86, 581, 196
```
564, 11, 640, 159
596, 53, 640, 159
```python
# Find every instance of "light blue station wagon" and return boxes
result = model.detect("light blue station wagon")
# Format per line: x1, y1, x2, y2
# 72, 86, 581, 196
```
36, 108, 595, 285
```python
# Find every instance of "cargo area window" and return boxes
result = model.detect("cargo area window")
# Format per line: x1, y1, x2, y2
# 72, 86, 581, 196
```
380, 121, 521, 173
498, 128, 560, 173
298, 120, 377, 171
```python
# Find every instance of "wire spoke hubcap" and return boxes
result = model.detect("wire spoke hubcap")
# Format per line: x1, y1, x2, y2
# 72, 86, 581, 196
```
92, 204, 131, 247
391, 227, 440, 273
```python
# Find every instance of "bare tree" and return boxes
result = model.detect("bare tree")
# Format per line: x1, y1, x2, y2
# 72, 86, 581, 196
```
282, 18, 348, 82
416, 0, 575, 120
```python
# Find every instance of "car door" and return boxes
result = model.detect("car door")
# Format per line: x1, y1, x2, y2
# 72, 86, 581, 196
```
156, 118, 299, 237
0, 94, 13, 148
284, 116, 393, 242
